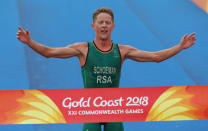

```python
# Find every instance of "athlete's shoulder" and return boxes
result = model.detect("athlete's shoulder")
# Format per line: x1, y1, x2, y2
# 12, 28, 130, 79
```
67, 42, 88, 49
118, 44, 135, 51
65, 42, 88, 55
118, 44, 140, 59
72, 42, 88, 46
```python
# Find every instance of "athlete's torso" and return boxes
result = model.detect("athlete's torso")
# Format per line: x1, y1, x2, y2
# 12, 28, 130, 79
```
81, 41, 122, 88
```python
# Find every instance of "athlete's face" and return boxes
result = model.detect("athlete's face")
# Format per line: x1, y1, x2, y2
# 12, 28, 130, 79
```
92, 13, 115, 41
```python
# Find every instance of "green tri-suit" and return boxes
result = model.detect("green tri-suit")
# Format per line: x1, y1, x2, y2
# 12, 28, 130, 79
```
81, 41, 124, 131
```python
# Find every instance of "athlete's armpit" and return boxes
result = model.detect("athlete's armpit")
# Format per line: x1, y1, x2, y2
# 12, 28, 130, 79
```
119, 45, 159, 62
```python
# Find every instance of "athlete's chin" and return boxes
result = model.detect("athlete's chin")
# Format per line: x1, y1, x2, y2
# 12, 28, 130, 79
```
99, 36, 109, 41
100, 38, 108, 41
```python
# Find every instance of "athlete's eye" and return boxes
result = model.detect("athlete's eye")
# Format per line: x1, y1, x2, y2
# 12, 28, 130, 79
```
98, 21, 103, 24
106, 21, 111, 25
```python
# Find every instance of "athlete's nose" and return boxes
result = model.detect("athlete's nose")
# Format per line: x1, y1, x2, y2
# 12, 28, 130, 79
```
101, 22, 107, 27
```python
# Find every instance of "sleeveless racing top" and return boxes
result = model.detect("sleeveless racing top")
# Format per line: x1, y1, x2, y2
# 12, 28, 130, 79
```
81, 41, 121, 88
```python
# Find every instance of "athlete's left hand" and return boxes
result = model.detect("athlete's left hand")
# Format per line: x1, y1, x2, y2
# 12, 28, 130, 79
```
179, 32, 196, 49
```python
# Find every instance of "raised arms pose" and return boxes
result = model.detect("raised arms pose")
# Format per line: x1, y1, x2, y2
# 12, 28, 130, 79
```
16, 7, 196, 131
17, 26, 196, 66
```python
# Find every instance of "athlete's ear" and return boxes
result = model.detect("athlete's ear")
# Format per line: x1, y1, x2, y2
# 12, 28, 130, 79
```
110, 23, 115, 32
112, 23, 115, 30
91, 23, 96, 31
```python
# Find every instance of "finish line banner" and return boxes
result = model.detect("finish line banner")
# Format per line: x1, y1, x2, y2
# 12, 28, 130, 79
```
0, 85, 208, 124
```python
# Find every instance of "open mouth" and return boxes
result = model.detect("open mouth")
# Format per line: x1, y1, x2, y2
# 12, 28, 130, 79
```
101, 30, 108, 33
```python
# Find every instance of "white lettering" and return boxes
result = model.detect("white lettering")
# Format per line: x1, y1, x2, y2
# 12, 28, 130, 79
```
97, 76, 102, 83
93, 66, 117, 74
125, 109, 143, 114
62, 97, 91, 109
93, 97, 124, 107
107, 76, 112, 83
96, 75, 112, 84
78, 109, 124, 115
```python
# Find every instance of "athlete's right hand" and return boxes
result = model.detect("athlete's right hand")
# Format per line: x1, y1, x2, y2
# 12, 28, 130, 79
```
16, 27, 31, 44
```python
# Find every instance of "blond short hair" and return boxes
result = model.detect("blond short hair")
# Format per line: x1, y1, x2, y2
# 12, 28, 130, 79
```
93, 8, 114, 23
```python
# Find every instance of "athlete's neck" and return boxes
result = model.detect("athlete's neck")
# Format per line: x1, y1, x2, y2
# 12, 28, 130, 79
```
94, 38, 112, 48
93, 39, 113, 52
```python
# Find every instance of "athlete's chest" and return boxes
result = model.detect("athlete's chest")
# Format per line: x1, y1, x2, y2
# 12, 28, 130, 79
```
87, 48, 121, 66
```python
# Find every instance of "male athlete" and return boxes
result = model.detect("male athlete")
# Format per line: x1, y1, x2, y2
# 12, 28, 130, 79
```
17, 8, 196, 131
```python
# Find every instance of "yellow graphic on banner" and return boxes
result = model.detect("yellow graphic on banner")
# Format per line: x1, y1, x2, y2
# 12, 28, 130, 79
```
0, 90, 66, 124
146, 86, 208, 121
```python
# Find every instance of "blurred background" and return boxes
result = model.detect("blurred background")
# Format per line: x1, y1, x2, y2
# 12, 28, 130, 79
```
0, 0, 208, 130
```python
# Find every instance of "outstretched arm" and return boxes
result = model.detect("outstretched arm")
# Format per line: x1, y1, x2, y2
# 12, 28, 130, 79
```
16, 27, 82, 58
122, 33, 196, 63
